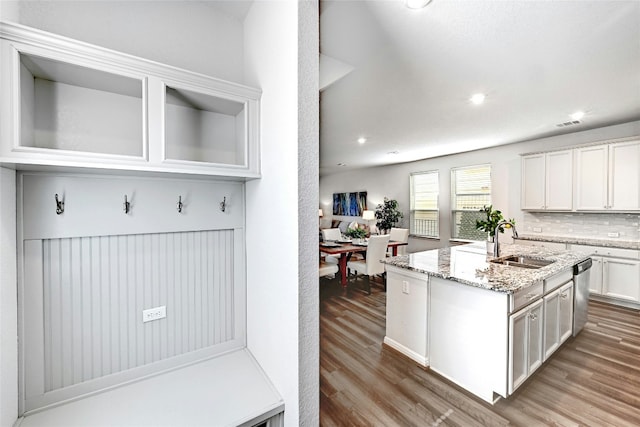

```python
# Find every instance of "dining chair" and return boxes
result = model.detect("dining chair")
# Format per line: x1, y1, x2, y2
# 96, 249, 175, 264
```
319, 260, 339, 279
347, 234, 390, 294
320, 228, 342, 264
321, 228, 342, 242
388, 227, 409, 256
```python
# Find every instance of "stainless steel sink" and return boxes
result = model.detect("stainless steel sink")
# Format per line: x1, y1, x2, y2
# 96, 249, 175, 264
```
490, 255, 555, 269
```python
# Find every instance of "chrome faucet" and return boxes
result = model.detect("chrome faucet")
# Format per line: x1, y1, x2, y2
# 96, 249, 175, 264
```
493, 220, 518, 257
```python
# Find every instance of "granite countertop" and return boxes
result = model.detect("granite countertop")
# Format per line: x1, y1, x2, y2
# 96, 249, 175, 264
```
516, 234, 640, 250
382, 242, 590, 294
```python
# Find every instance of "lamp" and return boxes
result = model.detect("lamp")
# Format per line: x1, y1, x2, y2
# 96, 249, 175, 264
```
318, 209, 323, 217
362, 210, 377, 235
362, 210, 374, 221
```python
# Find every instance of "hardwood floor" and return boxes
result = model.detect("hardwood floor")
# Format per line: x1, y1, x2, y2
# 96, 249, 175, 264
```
320, 278, 640, 426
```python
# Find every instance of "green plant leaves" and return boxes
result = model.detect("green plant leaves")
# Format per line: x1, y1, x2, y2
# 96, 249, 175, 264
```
475, 204, 515, 237
374, 197, 403, 232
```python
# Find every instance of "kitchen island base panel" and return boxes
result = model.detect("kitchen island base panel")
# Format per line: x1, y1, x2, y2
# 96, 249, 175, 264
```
382, 337, 429, 367
429, 277, 509, 404
385, 267, 429, 365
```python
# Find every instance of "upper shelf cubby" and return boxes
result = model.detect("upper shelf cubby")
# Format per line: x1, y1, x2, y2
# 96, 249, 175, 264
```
19, 52, 145, 158
164, 84, 246, 167
0, 22, 261, 179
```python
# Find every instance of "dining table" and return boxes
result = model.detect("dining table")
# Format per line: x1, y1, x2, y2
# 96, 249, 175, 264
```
319, 239, 408, 286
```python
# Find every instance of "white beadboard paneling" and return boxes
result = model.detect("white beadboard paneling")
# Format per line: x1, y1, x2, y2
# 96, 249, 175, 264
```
23, 241, 45, 400
21, 172, 244, 240
24, 229, 239, 410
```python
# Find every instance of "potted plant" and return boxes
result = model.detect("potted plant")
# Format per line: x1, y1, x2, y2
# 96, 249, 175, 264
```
374, 197, 403, 234
475, 205, 515, 253
345, 225, 368, 243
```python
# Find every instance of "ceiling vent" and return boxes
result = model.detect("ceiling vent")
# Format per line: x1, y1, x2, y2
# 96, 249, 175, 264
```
556, 120, 581, 128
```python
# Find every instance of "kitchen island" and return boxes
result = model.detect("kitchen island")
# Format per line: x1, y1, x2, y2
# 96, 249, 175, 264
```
382, 242, 590, 404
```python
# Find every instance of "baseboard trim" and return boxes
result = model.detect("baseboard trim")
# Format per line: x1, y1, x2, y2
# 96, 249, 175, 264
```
383, 336, 429, 368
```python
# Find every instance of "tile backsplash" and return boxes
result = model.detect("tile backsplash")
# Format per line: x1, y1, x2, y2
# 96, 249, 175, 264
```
522, 212, 640, 241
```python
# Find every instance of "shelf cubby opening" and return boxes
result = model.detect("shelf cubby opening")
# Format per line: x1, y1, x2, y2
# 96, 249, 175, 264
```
164, 85, 246, 166
19, 52, 144, 157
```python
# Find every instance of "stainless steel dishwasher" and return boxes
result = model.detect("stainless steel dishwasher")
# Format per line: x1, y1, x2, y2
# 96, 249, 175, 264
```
573, 258, 593, 336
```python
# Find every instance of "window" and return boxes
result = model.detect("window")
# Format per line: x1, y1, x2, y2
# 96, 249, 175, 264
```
410, 171, 439, 237
451, 164, 491, 240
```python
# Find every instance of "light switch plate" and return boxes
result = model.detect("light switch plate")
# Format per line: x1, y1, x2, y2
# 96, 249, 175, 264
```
532, 227, 542, 233
402, 280, 410, 294
607, 232, 620, 238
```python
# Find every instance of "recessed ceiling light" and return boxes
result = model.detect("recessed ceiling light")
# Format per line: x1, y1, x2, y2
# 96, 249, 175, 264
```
337, 162, 346, 166
387, 150, 399, 155
470, 93, 486, 105
570, 111, 585, 121
357, 137, 367, 144
405, 0, 432, 9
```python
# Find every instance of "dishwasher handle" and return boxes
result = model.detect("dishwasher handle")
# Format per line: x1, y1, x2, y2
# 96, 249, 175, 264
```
574, 258, 593, 275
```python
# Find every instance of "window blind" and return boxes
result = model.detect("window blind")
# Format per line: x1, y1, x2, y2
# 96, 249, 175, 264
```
451, 164, 491, 240
410, 171, 439, 238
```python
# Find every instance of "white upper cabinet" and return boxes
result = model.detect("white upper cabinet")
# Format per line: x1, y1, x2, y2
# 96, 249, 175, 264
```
521, 150, 572, 211
575, 144, 608, 210
608, 140, 640, 211
0, 22, 261, 179
575, 140, 640, 211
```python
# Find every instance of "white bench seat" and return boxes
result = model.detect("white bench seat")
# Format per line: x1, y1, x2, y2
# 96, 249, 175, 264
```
17, 349, 284, 427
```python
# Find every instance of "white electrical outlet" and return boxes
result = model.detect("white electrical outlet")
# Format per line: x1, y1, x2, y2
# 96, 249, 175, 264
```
143, 305, 166, 323
532, 227, 542, 233
607, 232, 620, 238
402, 280, 410, 294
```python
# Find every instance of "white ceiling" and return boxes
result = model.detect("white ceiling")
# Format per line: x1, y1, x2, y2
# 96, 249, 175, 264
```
319, 0, 640, 176
200, 0, 253, 21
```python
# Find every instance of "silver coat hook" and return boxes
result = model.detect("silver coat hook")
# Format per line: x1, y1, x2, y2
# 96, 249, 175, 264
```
123, 195, 130, 214
55, 194, 64, 215
220, 196, 226, 212
177, 196, 183, 213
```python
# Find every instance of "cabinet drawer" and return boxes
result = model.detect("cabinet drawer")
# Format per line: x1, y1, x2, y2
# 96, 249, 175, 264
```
569, 244, 640, 260
510, 280, 543, 313
543, 269, 573, 294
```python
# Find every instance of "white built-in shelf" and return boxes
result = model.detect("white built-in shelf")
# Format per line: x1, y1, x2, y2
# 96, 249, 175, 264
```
0, 21, 261, 179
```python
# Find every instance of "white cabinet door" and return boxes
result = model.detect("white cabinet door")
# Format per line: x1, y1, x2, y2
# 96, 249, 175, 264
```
575, 141, 640, 211
544, 281, 574, 361
521, 150, 572, 211
558, 282, 574, 344
575, 145, 608, 210
509, 298, 544, 394
509, 305, 528, 394
609, 140, 640, 211
545, 150, 573, 210
543, 287, 561, 361
603, 258, 640, 302
522, 154, 545, 210
527, 299, 544, 375
589, 257, 603, 294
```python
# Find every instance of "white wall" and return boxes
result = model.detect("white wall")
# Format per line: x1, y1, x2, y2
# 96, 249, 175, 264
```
244, 1, 319, 425
0, 168, 17, 427
320, 121, 640, 253
296, 2, 320, 424
0, 0, 244, 82
0, 2, 249, 425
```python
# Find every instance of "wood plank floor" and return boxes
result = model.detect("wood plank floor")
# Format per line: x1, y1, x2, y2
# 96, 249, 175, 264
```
320, 277, 640, 426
